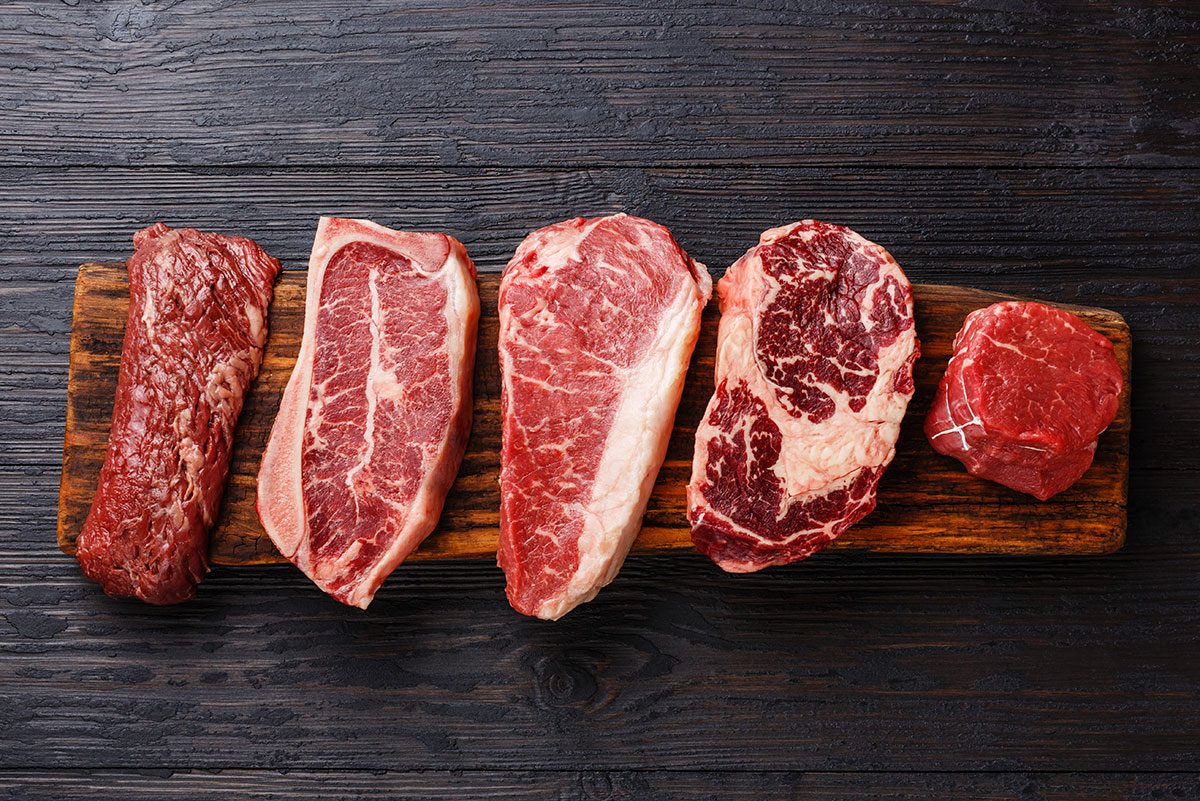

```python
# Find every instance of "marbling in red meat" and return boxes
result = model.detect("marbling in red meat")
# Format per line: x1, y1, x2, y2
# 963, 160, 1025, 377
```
76, 223, 280, 604
498, 214, 711, 620
688, 220, 919, 573
257, 217, 478, 608
924, 301, 1122, 500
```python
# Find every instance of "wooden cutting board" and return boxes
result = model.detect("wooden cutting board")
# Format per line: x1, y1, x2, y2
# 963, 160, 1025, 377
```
58, 263, 1131, 565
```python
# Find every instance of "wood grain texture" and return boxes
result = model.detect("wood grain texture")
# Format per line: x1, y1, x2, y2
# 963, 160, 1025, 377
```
1, 165, 1194, 473
2, 769, 1197, 801
57, 264, 1131, 566
1, 0, 1198, 792
0, 168, 1191, 784
1, 1, 1196, 169
4, 506, 1200, 771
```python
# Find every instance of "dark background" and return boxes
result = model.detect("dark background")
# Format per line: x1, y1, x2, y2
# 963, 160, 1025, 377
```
1, 2, 1198, 799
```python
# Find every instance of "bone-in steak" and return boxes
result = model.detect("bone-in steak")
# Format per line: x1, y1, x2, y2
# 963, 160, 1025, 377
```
498, 214, 711, 620
924, 301, 1123, 500
76, 223, 280, 604
257, 217, 478, 608
688, 220, 919, 572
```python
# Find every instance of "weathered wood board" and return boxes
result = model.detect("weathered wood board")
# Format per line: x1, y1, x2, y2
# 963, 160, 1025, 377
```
58, 263, 1131, 565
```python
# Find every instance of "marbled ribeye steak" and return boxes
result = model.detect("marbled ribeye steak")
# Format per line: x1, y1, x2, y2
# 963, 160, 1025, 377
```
689, 220, 919, 573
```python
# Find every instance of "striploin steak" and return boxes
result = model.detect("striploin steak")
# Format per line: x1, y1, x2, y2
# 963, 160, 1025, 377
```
498, 214, 711, 620
924, 301, 1123, 500
688, 220, 919, 573
257, 217, 479, 608
76, 223, 280, 604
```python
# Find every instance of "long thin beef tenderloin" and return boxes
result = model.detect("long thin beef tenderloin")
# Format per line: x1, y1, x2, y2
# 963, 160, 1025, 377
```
76, 224, 280, 604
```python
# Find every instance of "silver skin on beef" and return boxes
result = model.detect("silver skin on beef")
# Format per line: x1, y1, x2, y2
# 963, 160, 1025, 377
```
688, 220, 919, 573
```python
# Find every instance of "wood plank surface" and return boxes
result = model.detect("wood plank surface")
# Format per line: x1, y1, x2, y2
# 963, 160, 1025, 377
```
6, 513, 1200, 771
2, 1, 1196, 169
57, 263, 1131, 566
2, 0, 1198, 795
2, 769, 1197, 801
2, 165, 1193, 473
0, 164, 1191, 787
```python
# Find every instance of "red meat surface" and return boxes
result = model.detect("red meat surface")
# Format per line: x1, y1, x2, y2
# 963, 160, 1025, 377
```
498, 214, 711, 619
257, 217, 478, 609
76, 224, 280, 604
688, 220, 919, 572
924, 301, 1123, 500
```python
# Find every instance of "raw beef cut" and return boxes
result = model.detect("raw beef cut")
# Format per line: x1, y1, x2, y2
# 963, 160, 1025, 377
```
257, 217, 478, 609
924, 301, 1122, 500
498, 214, 711, 620
76, 223, 280, 604
688, 220, 919, 573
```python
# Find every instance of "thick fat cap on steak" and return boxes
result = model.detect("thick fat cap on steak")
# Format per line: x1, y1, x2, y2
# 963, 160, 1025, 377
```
924, 301, 1123, 501
498, 213, 711, 620
688, 220, 919, 573
257, 217, 479, 609
76, 223, 280, 604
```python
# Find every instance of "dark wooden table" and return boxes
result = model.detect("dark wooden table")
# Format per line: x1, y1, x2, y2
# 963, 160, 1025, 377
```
2, 2, 1197, 799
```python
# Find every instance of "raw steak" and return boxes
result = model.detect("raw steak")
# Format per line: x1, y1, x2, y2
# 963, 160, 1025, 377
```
257, 217, 478, 608
76, 223, 280, 604
924, 301, 1122, 500
688, 220, 919, 573
498, 214, 711, 620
